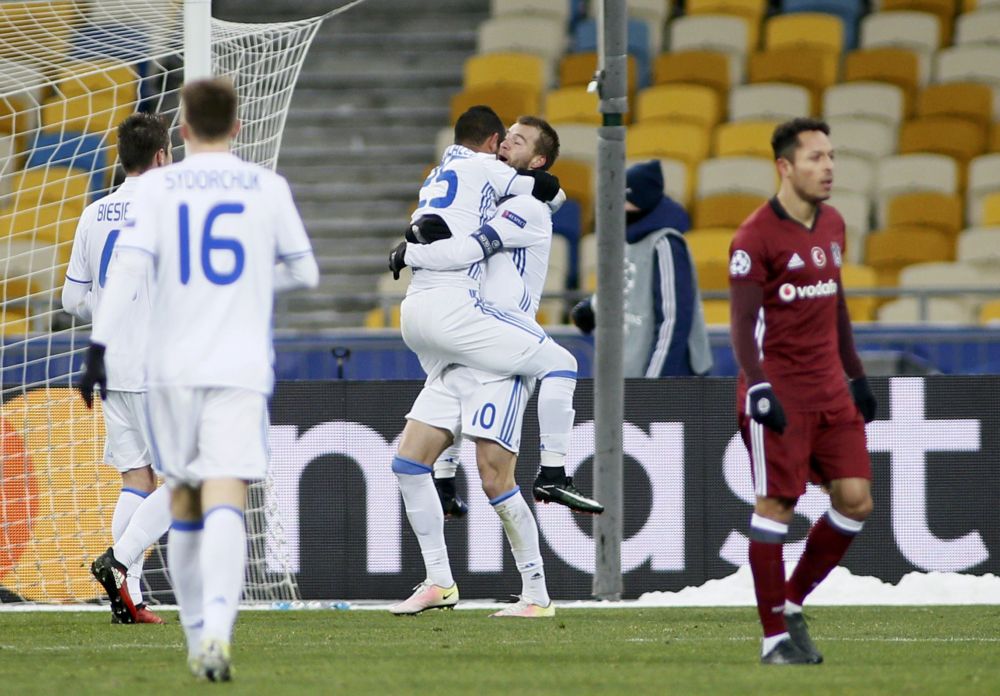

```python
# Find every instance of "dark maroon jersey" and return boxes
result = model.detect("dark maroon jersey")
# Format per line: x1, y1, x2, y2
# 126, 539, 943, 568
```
730, 198, 853, 411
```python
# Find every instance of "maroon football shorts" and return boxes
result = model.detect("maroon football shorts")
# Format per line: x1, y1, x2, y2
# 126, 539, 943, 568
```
739, 401, 871, 500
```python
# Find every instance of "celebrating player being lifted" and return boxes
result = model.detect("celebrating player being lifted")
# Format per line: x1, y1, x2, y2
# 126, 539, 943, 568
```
78, 78, 318, 681
63, 113, 173, 625
729, 118, 878, 665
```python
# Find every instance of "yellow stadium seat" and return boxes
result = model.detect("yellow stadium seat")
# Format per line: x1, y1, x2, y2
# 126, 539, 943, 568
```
450, 84, 540, 127
56, 61, 139, 103
765, 13, 843, 58
0, 306, 30, 335
464, 52, 546, 92
653, 51, 732, 111
840, 263, 879, 321
696, 260, 731, 292
693, 193, 766, 229
559, 52, 637, 95
545, 86, 601, 125
549, 158, 594, 233
701, 299, 731, 325
898, 117, 985, 165
686, 229, 734, 263
917, 82, 993, 130
0, 200, 80, 244
865, 226, 955, 286
0, 2, 79, 62
686, 0, 767, 47
636, 84, 721, 130
748, 49, 837, 114
713, 120, 779, 158
980, 299, 1000, 324
41, 94, 134, 144
991, 124, 1000, 153
626, 122, 711, 167
11, 167, 89, 213
843, 48, 922, 116
881, 0, 958, 46
365, 304, 401, 329
982, 191, 1000, 225
886, 192, 963, 236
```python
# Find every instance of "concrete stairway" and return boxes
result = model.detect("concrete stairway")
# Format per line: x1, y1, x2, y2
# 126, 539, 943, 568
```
216, 0, 489, 328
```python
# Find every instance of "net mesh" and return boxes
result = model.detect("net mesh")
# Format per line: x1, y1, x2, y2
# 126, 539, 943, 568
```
0, 0, 325, 604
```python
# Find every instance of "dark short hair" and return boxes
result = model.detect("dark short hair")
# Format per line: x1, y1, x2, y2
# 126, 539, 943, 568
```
117, 113, 170, 174
454, 105, 505, 149
515, 115, 560, 171
181, 77, 238, 141
771, 117, 831, 161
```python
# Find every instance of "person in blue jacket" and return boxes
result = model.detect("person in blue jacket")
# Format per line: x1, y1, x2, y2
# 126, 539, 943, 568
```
571, 159, 712, 377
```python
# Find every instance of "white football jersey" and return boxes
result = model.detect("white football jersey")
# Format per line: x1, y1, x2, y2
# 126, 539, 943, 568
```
122, 152, 312, 395
64, 178, 150, 391
406, 145, 534, 296
405, 194, 553, 318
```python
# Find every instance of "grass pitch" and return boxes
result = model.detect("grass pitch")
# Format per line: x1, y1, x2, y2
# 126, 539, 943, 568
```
1, 606, 997, 695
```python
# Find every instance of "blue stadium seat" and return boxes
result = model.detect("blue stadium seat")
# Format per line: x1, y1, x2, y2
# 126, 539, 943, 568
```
26, 131, 107, 197
571, 17, 652, 87
781, 0, 865, 49
552, 198, 581, 289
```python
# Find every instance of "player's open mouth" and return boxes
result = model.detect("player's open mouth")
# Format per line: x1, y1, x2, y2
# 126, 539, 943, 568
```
498, 154, 508, 163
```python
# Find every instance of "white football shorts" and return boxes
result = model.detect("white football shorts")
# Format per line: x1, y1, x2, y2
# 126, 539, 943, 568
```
401, 287, 574, 384
102, 390, 153, 473
407, 366, 536, 454
144, 386, 269, 487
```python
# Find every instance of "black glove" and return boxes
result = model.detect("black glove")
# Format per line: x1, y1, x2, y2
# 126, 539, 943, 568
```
406, 214, 452, 244
570, 298, 595, 334
850, 376, 877, 423
746, 382, 786, 434
78, 342, 107, 409
389, 240, 407, 280
517, 168, 560, 203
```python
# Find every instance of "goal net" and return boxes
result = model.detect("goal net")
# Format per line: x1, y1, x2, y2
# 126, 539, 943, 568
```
0, 0, 325, 606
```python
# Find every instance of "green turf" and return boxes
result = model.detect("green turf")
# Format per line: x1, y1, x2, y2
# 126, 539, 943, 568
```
1, 606, 998, 695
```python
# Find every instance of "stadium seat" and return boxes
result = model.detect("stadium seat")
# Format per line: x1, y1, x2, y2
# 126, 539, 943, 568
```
713, 120, 779, 158
40, 93, 132, 145
859, 11, 940, 56
0, 201, 79, 246
991, 124, 1000, 153
729, 82, 811, 122
686, 0, 768, 47
879, 0, 957, 47
765, 12, 844, 59
843, 48, 922, 115
899, 260, 1000, 320
877, 296, 974, 323
667, 14, 752, 56
572, 18, 653, 87
625, 157, 692, 207
549, 158, 594, 233
827, 191, 872, 262
916, 82, 993, 130
626, 122, 711, 167
955, 8, 1000, 46
831, 155, 876, 198
877, 154, 960, 227
636, 84, 720, 129
557, 124, 599, 164
781, 0, 864, 49
957, 226, 1000, 262
696, 156, 775, 199
433, 126, 453, 160
967, 153, 1000, 223
982, 190, 1000, 225
865, 226, 955, 285
489, 0, 571, 23
748, 49, 838, 113
26, 131, 107, 196
686, 228, 735, 263
464, 52, 548, 92
695, 259, 731, 293
477, 15, 567, 64
579, 233, 597, 290
897, 116, 986, 165
539, 233, 570, 323
545, 86, 601, 125
0, 1, 76, 59
56, 60, 139, 104
841, 263, 878, 321
934, 46, 1000, 88
450, 84, 540, 127
653, 51, 732, 107
559, 52, 637, 96
823, 81, 906, 126
700, 299, 731, 325
693, 193, 766, 228
980, 299, 1000, 324
886, 192, 964, 236
11, 167, 89, 215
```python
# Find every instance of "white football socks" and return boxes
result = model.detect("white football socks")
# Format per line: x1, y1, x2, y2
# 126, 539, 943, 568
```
111, 488, 144, 544
200, 506, 246, 645
433, 444, 461, 479
493, 489, 549, 606
537, 375, 576, 459
394, 457, 453, 588
113, 485, 171, 605
167, 521, 204, 659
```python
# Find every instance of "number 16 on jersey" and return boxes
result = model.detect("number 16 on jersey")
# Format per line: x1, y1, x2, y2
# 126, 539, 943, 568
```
178, 202, 246, 285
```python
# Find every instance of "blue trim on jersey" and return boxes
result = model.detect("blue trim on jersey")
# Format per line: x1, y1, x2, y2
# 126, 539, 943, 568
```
278, 249, 312, 261
479, 183, 495, 226
392, 455, 432, 475
65, 274, 91, 285
472, 294, 547, 342
121, 487, 150, 499
519, 286, 531, 312
489, 485, 521, 506
498, 376, 522, 446
544, 370, 577, 380
473, 224, 504, 258
512, 248, 526, 275
171, 519, 204, 532
205, 505, 244, 520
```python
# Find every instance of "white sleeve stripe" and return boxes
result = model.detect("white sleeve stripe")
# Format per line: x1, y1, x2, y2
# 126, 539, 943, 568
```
645, 237, 676, 377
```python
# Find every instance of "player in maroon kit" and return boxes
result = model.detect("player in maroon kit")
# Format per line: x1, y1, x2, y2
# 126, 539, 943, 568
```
728, 118, 879, 665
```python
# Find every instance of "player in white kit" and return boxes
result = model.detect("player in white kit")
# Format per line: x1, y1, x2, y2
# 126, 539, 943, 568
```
63, 113, 173, 625
388, 117, 570, 617
78, 78, 318, 682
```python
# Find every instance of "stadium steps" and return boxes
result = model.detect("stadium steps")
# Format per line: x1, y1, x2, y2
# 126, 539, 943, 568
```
216, 0, 486, 330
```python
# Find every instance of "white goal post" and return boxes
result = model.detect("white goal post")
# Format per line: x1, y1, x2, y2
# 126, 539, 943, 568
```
0, 0, 330, 606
